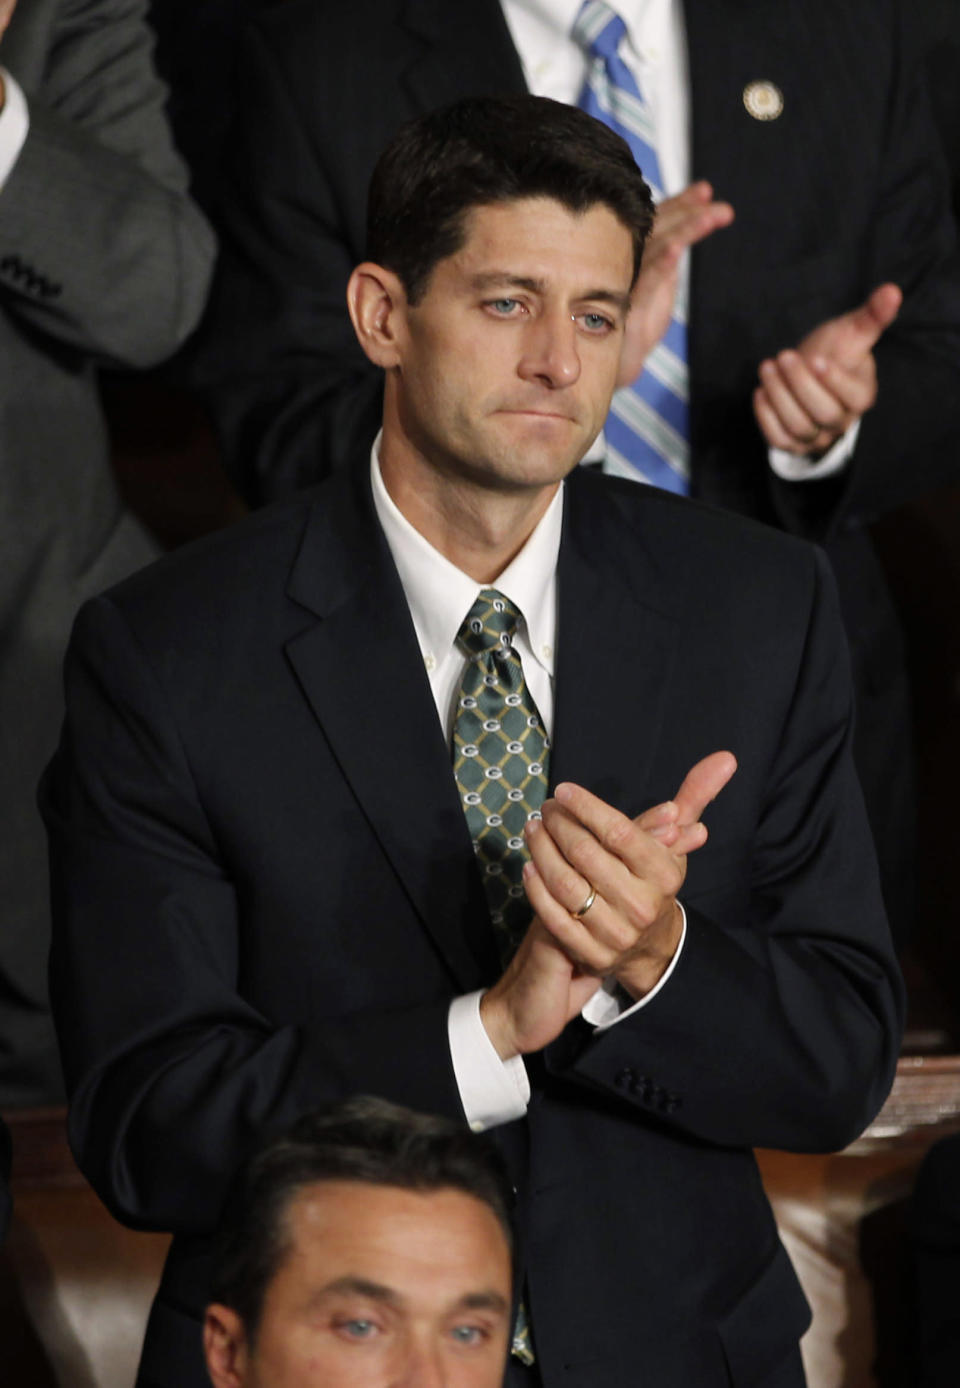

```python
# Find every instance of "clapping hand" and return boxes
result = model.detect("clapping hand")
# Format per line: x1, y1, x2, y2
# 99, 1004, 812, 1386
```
480, 752, 737, 1058
752, 283, 902, 457
617, 182, 734, 388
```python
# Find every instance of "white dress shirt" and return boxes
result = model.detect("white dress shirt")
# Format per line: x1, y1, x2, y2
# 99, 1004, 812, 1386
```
0, 68, 29, 191
370, 440, 686, 1129
500, 0, 857, 480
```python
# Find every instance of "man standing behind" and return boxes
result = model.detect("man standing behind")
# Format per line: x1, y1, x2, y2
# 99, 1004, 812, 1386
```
0, 0, 215, 1107
44, 98, 901, 1387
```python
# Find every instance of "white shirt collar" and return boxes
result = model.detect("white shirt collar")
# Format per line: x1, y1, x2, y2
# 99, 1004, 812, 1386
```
369, 436, 562, 674
503, 0, 673, 52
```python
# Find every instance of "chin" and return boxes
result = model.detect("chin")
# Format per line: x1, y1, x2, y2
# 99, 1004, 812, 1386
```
485, 418, 585, 480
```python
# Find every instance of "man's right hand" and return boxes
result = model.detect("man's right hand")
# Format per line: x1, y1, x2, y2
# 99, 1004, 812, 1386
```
617, 182, 734, 388
479, 751, 735, 1060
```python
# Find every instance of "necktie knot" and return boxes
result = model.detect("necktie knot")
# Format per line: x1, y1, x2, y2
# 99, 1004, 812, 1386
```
574, 1, 625, 61
457, 589, 521, 661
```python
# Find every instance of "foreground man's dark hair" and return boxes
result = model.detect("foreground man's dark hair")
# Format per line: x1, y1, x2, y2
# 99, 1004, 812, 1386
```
209, 1096, 514, 1342
367, 93, 655, 302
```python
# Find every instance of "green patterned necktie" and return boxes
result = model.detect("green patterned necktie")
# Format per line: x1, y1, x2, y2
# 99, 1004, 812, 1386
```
453, 589, 544, 1364
452, 589, 550, 962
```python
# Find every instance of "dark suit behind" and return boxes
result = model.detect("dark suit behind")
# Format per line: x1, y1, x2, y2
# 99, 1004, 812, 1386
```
42, 461, 902, 1386
0, 0, 215, 1106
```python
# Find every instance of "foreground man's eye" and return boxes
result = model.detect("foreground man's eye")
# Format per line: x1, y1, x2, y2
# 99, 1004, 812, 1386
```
449, 1323, 489, 1345
336, 1317, 379, 1339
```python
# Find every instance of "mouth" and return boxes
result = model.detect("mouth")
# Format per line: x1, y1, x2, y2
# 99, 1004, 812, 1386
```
496, 408, 576, 422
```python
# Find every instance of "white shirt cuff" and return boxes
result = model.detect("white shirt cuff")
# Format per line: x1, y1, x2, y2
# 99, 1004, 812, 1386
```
0, 68, 29, 193
448, 990, 530, 1132
769, 418, 861, 482
582, 904, 687, 1030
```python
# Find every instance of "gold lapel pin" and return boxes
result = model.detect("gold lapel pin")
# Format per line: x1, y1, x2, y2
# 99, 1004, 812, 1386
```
743, 80, 784, 121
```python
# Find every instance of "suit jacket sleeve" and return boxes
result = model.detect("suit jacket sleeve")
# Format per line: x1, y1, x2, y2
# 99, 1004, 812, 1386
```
42, 593, 463, 1235
552, 543, 903, 1152
0, 0, 215, 367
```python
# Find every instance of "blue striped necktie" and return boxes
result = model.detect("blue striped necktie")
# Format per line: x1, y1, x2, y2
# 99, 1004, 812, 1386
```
574, 0, 691, 495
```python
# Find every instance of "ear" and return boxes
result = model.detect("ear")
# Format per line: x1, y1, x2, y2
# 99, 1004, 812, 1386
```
203, 1304, 250, 1388
347, 261, 409, 369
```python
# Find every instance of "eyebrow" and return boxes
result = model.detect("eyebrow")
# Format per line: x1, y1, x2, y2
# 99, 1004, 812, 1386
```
309, 1278, 510, 1316
457, 1291, 511, 1314
469, 271, 631, 315
318, 1277, 401, 1306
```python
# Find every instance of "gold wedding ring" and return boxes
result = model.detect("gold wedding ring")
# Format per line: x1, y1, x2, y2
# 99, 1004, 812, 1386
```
574, 886, 598, 918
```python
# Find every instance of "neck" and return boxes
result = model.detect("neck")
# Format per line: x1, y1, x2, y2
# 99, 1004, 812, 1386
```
378, 440, 560, 585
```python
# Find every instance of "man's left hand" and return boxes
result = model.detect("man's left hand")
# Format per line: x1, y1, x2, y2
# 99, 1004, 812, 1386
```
522, 751, 736, 1000
752, 283, 902, 457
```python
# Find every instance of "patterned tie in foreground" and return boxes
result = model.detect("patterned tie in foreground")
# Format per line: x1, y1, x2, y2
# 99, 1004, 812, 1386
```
574, 0, 691, 494
452, 589, 550, 964
452, 589, 544, 1365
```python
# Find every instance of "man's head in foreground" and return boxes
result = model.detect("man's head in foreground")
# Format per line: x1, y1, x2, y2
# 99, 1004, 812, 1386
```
348, 96, 654, 536
203, 1097, 514, 1388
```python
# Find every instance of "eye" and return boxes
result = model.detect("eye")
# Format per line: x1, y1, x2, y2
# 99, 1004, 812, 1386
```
485, 298, 525, 316
577, 311, 615, 334
335, 1317, 379, 1340
449, 1323, 489, 1346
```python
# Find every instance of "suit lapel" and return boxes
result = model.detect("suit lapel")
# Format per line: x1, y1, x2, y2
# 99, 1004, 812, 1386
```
285, 468, 499, 989
551, 476, 680, 812
397, 0, 527, 111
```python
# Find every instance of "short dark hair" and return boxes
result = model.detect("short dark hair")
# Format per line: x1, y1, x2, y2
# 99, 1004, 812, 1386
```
209, 1097, 514, 1342
367, 94, 655, 303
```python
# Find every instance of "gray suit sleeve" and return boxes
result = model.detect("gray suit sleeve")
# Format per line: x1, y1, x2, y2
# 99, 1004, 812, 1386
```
0, 0, 215, 366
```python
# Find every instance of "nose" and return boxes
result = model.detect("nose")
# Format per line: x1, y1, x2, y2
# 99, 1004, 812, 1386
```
393, 1340, 447, 1387
517, 309, 581, 389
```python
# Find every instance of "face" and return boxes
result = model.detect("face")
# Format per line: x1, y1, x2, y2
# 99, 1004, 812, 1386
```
381, 197, 635, 497
204, 1181, 513, 1388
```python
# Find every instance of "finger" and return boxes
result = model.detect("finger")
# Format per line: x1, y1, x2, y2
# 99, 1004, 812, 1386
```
805, 353, 877, 418
523, 862, 611, 974
757, 359, 834, 446
773, 351, 850, 434
525, 811, 598, 916
670, 820, 709, 856
524, 858, 661, 975
845, 282, 902, 351
634, 799, 680, 841
753, 387, 807, 453
670, 751, 737, 827
532, 801, 651, 923
647, 202, 734, 262
549, 784, 683, 892
666, 202, 735, 254
651, 182, 714, 232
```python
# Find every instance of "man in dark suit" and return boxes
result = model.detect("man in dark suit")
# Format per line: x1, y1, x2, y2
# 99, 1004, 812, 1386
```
44, 97, 902, 1387
194, 0, 960, 945
0, 0, 215, 1107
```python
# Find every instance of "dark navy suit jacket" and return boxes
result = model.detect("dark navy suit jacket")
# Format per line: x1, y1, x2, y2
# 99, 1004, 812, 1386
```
43, 461, 902, 1385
